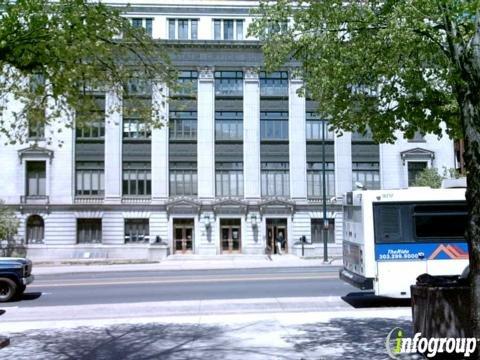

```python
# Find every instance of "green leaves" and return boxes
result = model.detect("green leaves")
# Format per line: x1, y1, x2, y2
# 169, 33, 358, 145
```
249, 0, 473, 142
0, 0, 174, 143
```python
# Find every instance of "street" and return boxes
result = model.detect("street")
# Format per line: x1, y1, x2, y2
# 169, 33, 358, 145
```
0, 265, 418, 359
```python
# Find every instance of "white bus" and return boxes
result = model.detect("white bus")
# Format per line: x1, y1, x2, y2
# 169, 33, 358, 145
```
339, 187, 469, 298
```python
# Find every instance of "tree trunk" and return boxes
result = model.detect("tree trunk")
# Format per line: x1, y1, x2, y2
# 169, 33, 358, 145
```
459, 93, 480, 357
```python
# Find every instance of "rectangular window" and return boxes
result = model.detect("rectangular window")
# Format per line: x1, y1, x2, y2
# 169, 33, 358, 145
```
76, 119, 105, 139
122, 163, 151, 196
172, 70, 198, 97
123, 81, 151, 139
260, 71, 288, 97
352, 162, 380, 190
414, 204, 467, 239
169, 162, 197, 196
307, 162, 335, 198
169, 111, 197, 140
216, 162, 244, 197
76, 162, 105, 196
215, 71, 243, 97
123, 118, 151, 139
215, 111, 243, 140
408, 161, 428, 186
213, 19, 244, 40
306, 112, 334, 141
260, 111, 288, 140
125, 219, 150, 243
373, 205, 405, 243
28, 118, 45, 139
261, 162, 289, 197
26, 161, 46, 196
77, 219, 102, 244
311, 219, 335, 243
168, 19, 199, 40
131, 18, 153, 37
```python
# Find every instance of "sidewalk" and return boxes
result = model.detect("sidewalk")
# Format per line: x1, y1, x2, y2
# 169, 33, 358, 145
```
32, 254, 343, 275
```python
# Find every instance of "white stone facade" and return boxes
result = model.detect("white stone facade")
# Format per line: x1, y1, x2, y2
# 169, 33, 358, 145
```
0, 1, 456, 260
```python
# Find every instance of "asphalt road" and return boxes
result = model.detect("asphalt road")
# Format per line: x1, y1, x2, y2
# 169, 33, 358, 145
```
2, 266, 358, 307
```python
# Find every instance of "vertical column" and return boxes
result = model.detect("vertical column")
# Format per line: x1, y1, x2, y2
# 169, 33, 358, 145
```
334, 132, 352, 196
151, 81, 169, 202
243, 68, 261, 199
288, 73, 307, 199
197, 67, 215, 199
104, 85, 123, 203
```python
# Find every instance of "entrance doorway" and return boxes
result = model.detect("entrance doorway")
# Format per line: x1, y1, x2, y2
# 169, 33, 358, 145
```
173, 219, 194, 254
266, 219, 288, 254
220, 219, 241, 254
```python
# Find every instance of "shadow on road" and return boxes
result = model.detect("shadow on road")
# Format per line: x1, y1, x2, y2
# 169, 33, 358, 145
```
342, 292, 412, 308
7, 292, 43, 303
0, 310, 5, 316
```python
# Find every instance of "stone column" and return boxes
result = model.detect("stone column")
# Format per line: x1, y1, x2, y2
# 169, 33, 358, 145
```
197, 67, 215, 199
334, 132, 352, 196
104, 85, 122, 203
288, 73, 307, 199
243, 68, 261, 199
151, 81, 169, 202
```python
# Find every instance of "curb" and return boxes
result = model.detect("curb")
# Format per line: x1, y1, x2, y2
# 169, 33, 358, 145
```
0, 336, 10, 349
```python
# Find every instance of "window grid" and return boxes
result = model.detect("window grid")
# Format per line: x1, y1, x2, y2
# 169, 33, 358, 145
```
76, 162, 105, 196
306, 113, 334, 141
216, 162, 244, 197
123, 118, 151, 139
172, 70, 198, 97
215, 111, 243, 141
122, 163, 152, 196
26, 161, 46, 196
131, 18, 153, 37
169, 111, 197, 140
307, 162, 335, 198
261, 162, 290, 197
213, 19, 244, 40
260, 71, 288, 97
169, 162, 198, 196
77, 219, 102, 244
76, 120, 105, 139
352, 162, 380, 189
125, 219, 150, 243
168, 18, 199, 40
260, 111, 288, 140
215, 71, 243, 97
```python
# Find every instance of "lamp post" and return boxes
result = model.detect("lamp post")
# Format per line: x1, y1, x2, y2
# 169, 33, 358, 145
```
322, 119, 329, 263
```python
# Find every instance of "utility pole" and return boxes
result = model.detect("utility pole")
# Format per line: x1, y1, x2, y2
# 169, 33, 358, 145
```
322, 119, 329, 263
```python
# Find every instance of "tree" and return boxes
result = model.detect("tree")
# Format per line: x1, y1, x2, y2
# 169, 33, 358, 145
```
411, 167, 443, 188
0, 200, 20, 257
249, 0, 480, 344
0, 0, 175, 144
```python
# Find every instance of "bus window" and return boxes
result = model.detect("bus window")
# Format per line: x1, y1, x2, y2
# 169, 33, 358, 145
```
374, 204, 406, 243
413, 203, 467, 240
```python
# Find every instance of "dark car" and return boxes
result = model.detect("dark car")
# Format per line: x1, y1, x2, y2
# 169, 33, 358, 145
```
0, 258, 34, 302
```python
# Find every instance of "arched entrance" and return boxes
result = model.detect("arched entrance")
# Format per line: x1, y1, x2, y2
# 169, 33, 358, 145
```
26, 215, 44, 244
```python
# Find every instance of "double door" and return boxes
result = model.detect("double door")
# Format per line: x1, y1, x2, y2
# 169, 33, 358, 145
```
221, 219, 241, 254
266, 219, 288, 254
174, 219, 194, 254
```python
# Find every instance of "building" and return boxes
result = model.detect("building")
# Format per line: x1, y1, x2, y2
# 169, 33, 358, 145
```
0, 0, 456, 261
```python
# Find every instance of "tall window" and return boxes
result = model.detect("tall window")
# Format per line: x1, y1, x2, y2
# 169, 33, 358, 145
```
261, 162, 290, 197
352, 162, 380, 189
123, 162, 152, 196
216, 162, 244, 197
260, 111, 288, 140
172, 70, 198, 97
77, 219, 102, 244
76, 162, 104, 196
260, 71, 288, 97
170, 162, 197, 196
213, 19, 244, 40
408, 161, 428, 186
215, 71, 243, 97
215, 112, 243, 140
26, 161, 46, 196
28, 73, 46, 139
131, 18, 153, 36
306, 112, 334, 141
307, 162, 335, 198
169, 111, 197, 140
123, 79, 152, 139
311, 219, 335, 243
168, 19, 198, 40
124, 219, 150, 243
28, 118, 45, 139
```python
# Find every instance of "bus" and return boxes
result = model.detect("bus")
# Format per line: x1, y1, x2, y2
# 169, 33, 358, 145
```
339, 187, 468, 298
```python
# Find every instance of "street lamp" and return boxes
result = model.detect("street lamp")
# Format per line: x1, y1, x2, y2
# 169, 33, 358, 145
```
322, 119, 329, 263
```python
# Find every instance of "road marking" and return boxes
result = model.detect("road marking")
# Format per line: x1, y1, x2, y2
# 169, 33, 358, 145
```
29, 274, 338, 288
